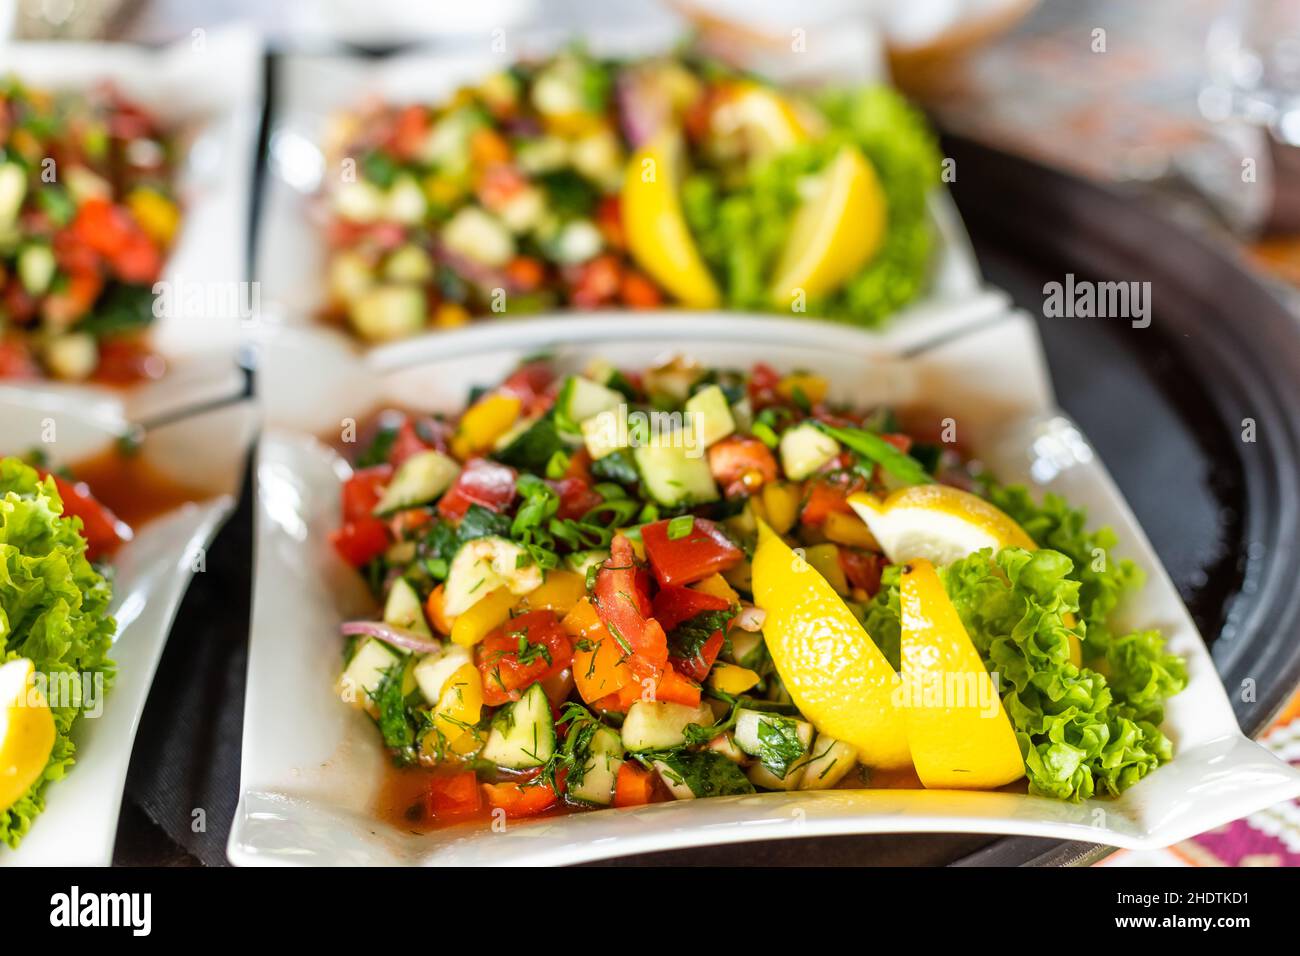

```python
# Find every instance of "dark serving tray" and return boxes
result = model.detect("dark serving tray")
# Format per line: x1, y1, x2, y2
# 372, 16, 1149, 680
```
112, 133, 1300, 867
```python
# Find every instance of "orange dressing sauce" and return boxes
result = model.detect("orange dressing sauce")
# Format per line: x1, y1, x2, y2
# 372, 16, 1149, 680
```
69, 446, 212, 529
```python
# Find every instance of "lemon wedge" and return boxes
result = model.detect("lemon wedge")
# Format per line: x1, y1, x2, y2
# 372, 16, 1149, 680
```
0, 658, 56, 813
751, 520, 912, 770
769, 145, 886, 309
621, 132, 721, 308
847, 485, 1037, 568
900, 560, 1025, 789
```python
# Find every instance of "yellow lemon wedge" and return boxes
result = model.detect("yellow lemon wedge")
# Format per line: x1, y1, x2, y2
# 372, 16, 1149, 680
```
751, 520, 912, 770
847, 485, 1037, 568
0, 658, 56, 813
899, 560, 1025, 790
769, 145, 886, 309
621, 132, 721, 308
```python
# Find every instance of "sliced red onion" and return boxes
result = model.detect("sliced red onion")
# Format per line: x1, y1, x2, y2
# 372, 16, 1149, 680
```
733, 606, 766, 632
341, 620, 442, 654
616, 69, 668, 148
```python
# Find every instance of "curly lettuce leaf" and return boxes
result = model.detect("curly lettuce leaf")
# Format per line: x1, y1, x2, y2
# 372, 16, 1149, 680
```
0, 458, 116, 848
681, 84, 939, 326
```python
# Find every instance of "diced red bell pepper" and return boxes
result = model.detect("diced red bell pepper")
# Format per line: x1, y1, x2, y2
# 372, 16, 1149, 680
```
438, 458, 518, 520
654, 663, 702, 707
426, 771, 483, 820
707, 436, 778, 497
651, 585, 731, 633
613, 762, 654, 807
800, 472, 866, 526
476, 610, 574, 707
72, 198, 133, 257
672, 630, 725, 684
329, 516, 390, 567
389, 106, 430, 160
482, 776, 559, 818
386, 417, 437, 467
641, 517, 743, 587
839, 549, 885, 597
748, 362, 781, 408
341, 465, 393, 523
592, 535, 668, 681
0, 338, 40, 380
48, 474, 129, 561
110, 231, 162, 283
500, 360, 556, 409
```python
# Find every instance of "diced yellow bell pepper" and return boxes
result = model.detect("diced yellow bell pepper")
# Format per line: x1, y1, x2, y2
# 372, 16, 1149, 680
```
126, 187, 181, 246
434, 302, 471, 328
450, 587, 514, 647
561, 597, 603, 639
691, 573, 739, 604
434, 662, 484, 745
777, 373, 828, 406
802, 543, 848, 596
520, 569, 586, 614
451, 392, 522, 460
823, 510, 879, 550
761, 482, 800, 535
708, 662, 761, 695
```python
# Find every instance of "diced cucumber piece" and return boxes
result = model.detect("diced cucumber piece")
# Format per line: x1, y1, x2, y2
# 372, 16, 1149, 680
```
621, 700, 714, 752
633, 439, 718, 508
0, 163, 27, 229
798, 734, 859, 790
565, 548, 609, 579
494, 412, 568, 471
349, 284, 427, 342
482, 683, 555, 769
383, 577, 431, 637
568, 726, 624, 805
779, 422, 841, 481
443, 205, 515, 267
654, 750, 756, 798
383, 243, 434, 283
706, 731, 747, 765
339, 638, 401, 710
385, 174, 427, 225
684, 385, 736, 448
748, 760, 805, 791
557, 375, 624, 431
653, 760, 696, 800
328, 250, 374, 304
413, 645, 470, 704
728, 630, 766, 670
730, 398, 754, 433
17, 244, 56, 296
334, 179, 386, 222
372, 450, 460, 516
734, 708, 813, 782
581, 410, 627, 460
43, 333, 97, 381
443, 535, 543, 615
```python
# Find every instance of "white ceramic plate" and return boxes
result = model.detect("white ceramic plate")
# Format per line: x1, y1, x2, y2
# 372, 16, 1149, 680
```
253, 27, 992, 360
0, 25, 262, 419
0, 393, 258, 866
229, 311, 1300, 865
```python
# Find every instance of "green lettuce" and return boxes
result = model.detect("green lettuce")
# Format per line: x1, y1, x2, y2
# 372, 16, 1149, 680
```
0, 458, 116, 848
681, 85, 939, 326
858, 487, 1187, 801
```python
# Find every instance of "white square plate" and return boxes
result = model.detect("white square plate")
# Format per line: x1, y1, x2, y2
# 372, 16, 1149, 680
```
1, 25, 262, 420
229, 310, 1300, 865
254, 26, 999, 361
0, 392, 258, 866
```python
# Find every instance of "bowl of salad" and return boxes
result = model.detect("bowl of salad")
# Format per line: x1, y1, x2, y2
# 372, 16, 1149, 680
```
0, 391, 257, 865
231, 313, 1300, 865
258, 39, 985, 349
1, 27, 260, 411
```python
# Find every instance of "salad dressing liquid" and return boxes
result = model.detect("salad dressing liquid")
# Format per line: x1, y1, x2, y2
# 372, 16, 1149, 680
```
69, 447, 212, 527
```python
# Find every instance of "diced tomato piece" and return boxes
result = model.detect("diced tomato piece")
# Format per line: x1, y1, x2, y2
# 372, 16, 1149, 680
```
619, 271, 663, 309
481, 776, 558, 818
800, 472, 866, 526
641, 517, 743, 587
654, 663, 702, 707
438, 458, 518, 520
613, 762, 654, 807
48, 474, 129, 561
504, 256, 546, 292
341, 464, 393, 523
0, 338, 40, 379
476, 162, 526, 210
592, 534, 668, 681
476, 610, 573, 707
89, 337, 164, 385
426, 771, 483, 820
72, 198, 133, 257
500, 360, 557, 407
839, 549, 884, 597
671, 629, 725, 684
389, 106, 430, 160
880, 433, 913, 454
564, 448, 594, 485
329, 516, 390, 567
387, 418, 432, 467
707, 436, 778, 498
748, 362, 781, 408
552, 476, 602, 521
651, 585, 730, 632
110, 231, 162, 283
596, 195, 624, 248
569, 254, 622, 308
